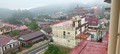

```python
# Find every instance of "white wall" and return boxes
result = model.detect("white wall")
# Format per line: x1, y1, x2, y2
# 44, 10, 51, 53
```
81, 26, 85, 32
0, 47, 3, 54
87, 35, 91, 40
81, 18, 85, 25
89, 32, 97, 41
76, 28, 80, 36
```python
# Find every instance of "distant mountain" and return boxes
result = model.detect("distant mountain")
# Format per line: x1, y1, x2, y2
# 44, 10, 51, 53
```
29, 2, 110, 15
0, 2, 110, 19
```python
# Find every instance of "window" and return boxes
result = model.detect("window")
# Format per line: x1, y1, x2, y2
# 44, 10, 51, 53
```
91, 34, 94, 38
4, 47, 7, 50
68, 32, 70, 34
75, 31, 77, 35
63, 31, 66, 38
68, 40, 70, 42
10, 44, 12, 48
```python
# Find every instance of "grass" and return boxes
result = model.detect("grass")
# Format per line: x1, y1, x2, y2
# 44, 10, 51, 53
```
55, 44, 72, 54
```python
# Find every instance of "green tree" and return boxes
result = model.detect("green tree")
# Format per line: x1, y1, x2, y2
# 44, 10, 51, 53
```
44, 44, 67, 54
10, 30, 20, 36
26, 22, 40, 30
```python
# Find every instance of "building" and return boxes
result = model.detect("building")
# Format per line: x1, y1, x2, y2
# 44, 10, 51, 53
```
67, 5, 88, 19
85, 18, 103, 41
40, 27, 52, 36
91, 6, 103, 16
50, 12, 67, 19
0, 35, 21, 54
69, 30, 108, 54
36, 22, 51, 28
0, 22, 18, 35
18, 31, 45, 44
18, 25, 28, 31
51, 16, 90, 48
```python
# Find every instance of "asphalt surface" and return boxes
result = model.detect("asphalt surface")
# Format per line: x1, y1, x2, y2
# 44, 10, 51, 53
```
22, 41, 50, 54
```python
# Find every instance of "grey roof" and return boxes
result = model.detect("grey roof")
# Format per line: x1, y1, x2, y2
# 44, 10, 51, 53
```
42, 27, 52, 33
20, 31, 44, 41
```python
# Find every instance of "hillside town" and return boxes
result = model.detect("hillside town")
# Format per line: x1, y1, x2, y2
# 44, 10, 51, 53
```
0, 0, 115, 54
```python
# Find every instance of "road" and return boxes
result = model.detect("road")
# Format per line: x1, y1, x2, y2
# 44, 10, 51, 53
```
22, 41, 50, 54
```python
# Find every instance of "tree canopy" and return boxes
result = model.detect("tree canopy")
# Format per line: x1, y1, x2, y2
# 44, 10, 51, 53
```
26, 22, 40, 30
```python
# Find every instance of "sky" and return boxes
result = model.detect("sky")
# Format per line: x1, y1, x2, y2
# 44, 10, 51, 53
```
0, 0, 104, 9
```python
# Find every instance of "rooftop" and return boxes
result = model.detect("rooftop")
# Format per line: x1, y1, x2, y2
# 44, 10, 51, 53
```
52, 20, 74, 28
69, 30, 109, 54
19, 25, 28, 31
69, 40, 107, 54
85, 18, 99, 26
19, 31, 44, 41
0, 35, 12, 46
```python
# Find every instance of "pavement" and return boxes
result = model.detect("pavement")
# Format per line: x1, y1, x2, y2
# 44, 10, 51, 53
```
19, 40, 50, 54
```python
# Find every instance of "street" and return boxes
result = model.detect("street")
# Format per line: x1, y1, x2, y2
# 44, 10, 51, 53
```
22, 41, 50, 54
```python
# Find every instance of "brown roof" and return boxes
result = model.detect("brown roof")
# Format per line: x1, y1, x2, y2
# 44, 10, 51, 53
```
85, 18, 99, 26
0, 35, 12, 46
20, 31, 44, 41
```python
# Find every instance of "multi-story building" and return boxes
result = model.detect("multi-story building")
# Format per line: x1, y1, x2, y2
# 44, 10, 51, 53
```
51, 16, 90, 48
67, 5, 88, 19
0, 35, 21, 54
91, 6, 103, 16
85, 18, 104, 41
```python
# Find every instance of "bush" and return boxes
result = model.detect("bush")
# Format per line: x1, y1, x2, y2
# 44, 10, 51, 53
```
44, 44, 67, 54
22, 44, 32, 49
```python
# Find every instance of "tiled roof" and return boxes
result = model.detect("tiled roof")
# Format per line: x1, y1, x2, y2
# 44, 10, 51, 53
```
0, 35, 12, 46
19, 31, 44, 41
19, 25, 28, 30
69, 30, 109, 54
85, 18, 99, 26
69, 40, 107, 54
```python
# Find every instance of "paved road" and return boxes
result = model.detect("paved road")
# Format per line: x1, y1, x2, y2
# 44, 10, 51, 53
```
22, 41, 50, 54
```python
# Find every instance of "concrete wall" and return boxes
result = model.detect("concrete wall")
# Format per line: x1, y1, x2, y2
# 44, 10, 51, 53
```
89, 32, 98, 41
0, 47, 3, 54
52, 26, 76, 48
53, 37, 76, 48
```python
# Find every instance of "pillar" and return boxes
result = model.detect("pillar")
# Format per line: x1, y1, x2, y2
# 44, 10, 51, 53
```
108, 0, 120, 54
116, 11, 120, 54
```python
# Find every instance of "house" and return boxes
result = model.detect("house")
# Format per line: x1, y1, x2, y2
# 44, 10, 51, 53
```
0, 22, 18, 35
51, 16, 90, 48
18, 25, 28, 31
18, 31, 45, 44
69, 30, 108, 54
36, 22, 51, 28
85, 18, 103, 41
0, 35, 21, 54
40, 27, 52, 36
99, 19, 110, 28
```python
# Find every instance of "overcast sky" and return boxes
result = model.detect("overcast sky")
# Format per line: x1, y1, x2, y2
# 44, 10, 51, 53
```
0, 0, 104, 9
